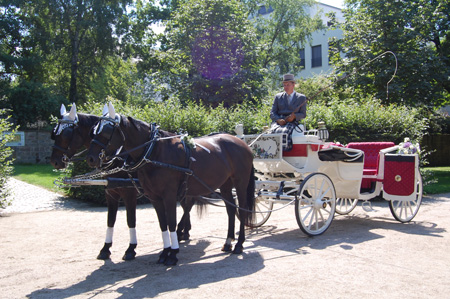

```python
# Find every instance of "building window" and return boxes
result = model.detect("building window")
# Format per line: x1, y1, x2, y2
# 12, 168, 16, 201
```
299, 48, 305, 68
258, 5, 274, 15
311, 45, 322, 68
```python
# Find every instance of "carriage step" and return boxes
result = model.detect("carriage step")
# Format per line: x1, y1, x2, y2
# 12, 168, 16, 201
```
361, 200, 376, 212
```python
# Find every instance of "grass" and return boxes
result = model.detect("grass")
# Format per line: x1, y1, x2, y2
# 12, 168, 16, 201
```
11, 164, 450, 195
422, 166, 450, 195
12, 163, 65, 193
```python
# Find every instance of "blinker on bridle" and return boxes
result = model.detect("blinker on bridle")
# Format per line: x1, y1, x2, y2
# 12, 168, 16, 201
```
91, 116, 125, 165
51, 118, 79, 164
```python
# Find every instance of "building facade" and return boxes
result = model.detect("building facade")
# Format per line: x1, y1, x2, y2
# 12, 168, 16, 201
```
257, 2, 343, 79
298, 3, 343, 78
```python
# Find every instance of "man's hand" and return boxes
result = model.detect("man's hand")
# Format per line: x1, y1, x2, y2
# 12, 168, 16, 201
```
285, 112, 296, 123
276, 119, 287, 126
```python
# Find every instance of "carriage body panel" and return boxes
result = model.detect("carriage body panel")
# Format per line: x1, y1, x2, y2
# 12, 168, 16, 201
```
382, 153, 419, 201
242, 125, 422, 233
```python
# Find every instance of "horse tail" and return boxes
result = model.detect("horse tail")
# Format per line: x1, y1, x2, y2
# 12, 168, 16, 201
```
194, 197, 208, 218
245, 166, 256, 225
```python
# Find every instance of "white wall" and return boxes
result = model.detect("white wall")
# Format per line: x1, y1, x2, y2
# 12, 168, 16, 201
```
297, 3, 343, 78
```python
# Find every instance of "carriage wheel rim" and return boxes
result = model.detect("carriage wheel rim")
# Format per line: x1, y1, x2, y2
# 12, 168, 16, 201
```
295, 173, 336, 236
389, 173, 423, 222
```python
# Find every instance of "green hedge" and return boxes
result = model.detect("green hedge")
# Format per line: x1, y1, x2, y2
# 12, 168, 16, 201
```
62, 96, 428, 203
80, 96, 426, 142
0, 109, 18, 208
305, 98, 427, 144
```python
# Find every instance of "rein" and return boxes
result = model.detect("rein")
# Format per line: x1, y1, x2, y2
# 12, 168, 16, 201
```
93, 117, 280, 214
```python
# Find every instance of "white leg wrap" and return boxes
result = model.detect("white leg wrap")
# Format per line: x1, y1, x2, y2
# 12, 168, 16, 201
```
129, 228, 137, 244
162, 230, 171, 248
170, 231, 179, 250
226, 237, 233, 245
105, 227, 114, 243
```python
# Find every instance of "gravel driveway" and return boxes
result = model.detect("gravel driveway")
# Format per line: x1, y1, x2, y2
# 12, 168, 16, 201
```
1, 178, 450, 298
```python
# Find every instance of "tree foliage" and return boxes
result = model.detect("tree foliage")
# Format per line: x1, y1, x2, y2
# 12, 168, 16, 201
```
156, 0, 266, 106
0, 0, 165, 126
0, 109, 17, 208
332, 0, 450, 107
245, 0, 324, 84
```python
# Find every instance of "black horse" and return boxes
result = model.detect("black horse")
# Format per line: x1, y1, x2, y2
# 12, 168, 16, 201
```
50, 104, 194, 261
86, 102, 255, 266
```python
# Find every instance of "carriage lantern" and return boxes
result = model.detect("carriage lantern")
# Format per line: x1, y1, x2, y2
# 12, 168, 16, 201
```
317, 121, 329, 141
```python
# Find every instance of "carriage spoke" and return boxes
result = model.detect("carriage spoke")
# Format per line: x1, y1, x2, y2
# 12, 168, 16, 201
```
389, 173, 423, 223
314, 210, 319, 230
318, 208, 325, 223
302, 206, 314, 223
296, 173, 336, 236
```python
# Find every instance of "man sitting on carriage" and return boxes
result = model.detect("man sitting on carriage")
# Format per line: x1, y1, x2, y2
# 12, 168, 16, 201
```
270, 74, 307, 151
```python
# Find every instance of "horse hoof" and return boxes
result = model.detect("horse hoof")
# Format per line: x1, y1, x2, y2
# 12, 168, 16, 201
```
164, 248, 179, 266
232, 245, 243, 254
164, 256, 178, 266
97, 251, 111, 260
97, 243, 112, 260
122, 244, 137, 261
157, 247, 171, 264
221, 244, 233, 252
177, 230, 190, 241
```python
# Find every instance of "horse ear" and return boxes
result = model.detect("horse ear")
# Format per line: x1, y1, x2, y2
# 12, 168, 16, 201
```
68, 103, 77, 121
60, 104, 67, 116
102, 103, 109, 116
108, 102, 116, 120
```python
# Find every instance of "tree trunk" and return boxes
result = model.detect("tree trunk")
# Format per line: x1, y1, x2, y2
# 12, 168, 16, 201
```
69, 35, 79, 104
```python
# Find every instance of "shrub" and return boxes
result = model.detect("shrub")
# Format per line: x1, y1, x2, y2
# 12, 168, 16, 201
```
305, 97, 427, 144
0, 109, 18, 208
62, 97, 428, 203
60, 161, 106, 205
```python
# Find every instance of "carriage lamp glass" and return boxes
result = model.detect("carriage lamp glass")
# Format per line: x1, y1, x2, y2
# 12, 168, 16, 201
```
317, 121, 329, 141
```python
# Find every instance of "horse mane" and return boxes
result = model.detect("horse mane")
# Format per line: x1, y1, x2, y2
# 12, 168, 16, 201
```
77, 113, 100, 128
123, 115, 177, 138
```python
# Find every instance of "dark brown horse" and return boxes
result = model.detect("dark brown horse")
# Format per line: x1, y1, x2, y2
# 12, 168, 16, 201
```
50, 104, 194, 261
86, 103, 255, 266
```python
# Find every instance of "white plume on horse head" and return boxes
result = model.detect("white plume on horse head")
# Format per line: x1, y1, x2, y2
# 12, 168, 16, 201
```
60, 103, 77, 121
68, 103, 77, 121
102, 103, 109, 117
60, 104, 67, 116
108, 102, 116, 120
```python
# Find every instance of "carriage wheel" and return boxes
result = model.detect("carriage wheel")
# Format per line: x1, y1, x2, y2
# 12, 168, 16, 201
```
389, 173, 423, 223
335, 198, 358, 215
295, 173, 336, 236
247, 193, 274, 228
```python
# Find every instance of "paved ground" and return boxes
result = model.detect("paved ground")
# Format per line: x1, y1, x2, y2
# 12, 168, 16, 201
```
1, 178, 450, 298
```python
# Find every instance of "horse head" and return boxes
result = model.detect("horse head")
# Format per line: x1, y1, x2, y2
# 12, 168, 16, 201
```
50, 103, 84, 169
87, 102, 125, 168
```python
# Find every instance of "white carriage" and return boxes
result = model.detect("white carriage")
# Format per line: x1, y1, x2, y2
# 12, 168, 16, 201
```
241, 125, 422, 236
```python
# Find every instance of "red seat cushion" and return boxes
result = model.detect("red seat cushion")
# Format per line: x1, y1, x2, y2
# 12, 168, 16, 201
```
347, 142, 395, 171
347, 142, 395, 190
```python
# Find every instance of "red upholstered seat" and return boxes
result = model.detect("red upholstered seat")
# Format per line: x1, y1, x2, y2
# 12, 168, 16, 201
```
346, 142, 395, 190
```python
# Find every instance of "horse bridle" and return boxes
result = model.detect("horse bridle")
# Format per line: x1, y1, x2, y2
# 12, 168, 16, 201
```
51, 119, 80, 165
91, 116, 126, 166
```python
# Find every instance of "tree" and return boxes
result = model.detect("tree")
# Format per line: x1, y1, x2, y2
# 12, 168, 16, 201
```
158, 0, 266, 106
1, 0, 167, 126
0, 2, 67, 127
332, 0, 450, 107
20, 0, 135, 104
244, 0, 324, 84
0, 109, 17, 208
